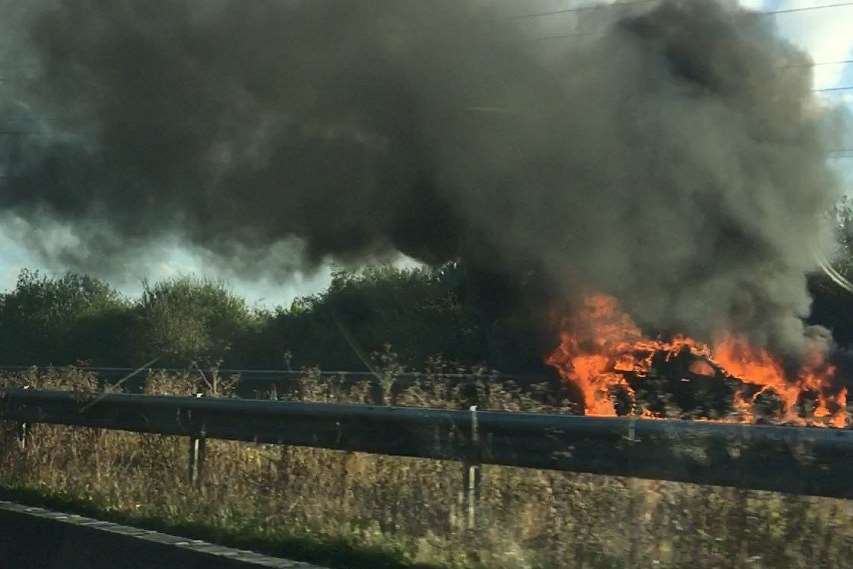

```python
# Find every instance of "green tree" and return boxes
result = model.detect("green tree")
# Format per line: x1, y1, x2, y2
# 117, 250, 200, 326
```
0, 269, 132, 365
135, 276, 256, 367
256, 264, 484, 371
809, 196, 853, 347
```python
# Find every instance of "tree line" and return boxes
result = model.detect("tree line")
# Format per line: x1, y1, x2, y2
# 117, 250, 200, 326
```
2, 254, 853, 373
0, 265, 494, 371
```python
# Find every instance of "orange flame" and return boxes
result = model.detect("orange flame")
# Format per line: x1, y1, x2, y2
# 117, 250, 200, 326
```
546, 294, 848, 427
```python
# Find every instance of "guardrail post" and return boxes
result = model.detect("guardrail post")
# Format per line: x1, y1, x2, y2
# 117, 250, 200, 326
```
461, 405, 481, 530
188, 435, 207, 486
15, 386, 31, 451
187, 393, 207, 487
16, 421, 28, 450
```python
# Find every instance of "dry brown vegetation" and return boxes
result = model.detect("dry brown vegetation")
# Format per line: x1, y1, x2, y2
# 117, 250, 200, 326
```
1, 368, 852, 569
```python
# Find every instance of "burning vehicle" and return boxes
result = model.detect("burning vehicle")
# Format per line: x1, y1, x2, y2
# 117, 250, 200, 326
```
547, 293, 848, 426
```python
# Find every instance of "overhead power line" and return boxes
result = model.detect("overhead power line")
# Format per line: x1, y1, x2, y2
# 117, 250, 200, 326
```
516, 0, 853, 20
782, 59, 853, 69
815, 85, 853, 93
528, 1, 853, 40
767, 1, 853, 15
513, 0, 654, 19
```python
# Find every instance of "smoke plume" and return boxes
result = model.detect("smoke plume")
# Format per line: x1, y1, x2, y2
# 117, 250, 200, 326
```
0, 0, 843, 358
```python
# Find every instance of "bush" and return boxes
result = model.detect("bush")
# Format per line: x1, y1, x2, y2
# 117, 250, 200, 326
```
251, 264, 484, 371
0, 269, 132, 365
134, 276, 257, 367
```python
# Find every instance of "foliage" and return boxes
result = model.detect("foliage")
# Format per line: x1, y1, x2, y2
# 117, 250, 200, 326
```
0, 269, 132, 365
4, 241, 853, 373
257, 264, 483, 371
809, 196, 853, 347
0, 264, 489, 371
135, 276, 257, 367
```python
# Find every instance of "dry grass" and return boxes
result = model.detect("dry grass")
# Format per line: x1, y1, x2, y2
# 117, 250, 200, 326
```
1, 368, 852, 569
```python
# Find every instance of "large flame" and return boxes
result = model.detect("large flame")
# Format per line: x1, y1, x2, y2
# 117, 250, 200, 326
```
546, 294, 848, 427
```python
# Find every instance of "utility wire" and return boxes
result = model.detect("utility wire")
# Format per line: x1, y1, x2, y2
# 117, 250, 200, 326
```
767, 1, 853, 15
512, 0, 655, 19
78, 356, 160, 412
517, 0, 853, 20
529, 1, 853, 41
781, 59, 853, 69
814, 85, 853, 92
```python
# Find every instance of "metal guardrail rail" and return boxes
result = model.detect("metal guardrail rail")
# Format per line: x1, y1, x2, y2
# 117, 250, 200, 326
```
2, 388, 853, 501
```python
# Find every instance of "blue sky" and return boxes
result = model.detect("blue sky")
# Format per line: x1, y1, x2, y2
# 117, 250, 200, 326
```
768, 0, 853, 190
0, 0, 851, 306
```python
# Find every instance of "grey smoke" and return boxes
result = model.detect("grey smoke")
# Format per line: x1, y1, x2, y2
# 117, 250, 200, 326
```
0, 0, 844, 358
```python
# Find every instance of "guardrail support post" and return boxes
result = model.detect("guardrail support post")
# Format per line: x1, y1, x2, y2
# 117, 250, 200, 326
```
16, 422, 28, 451
461, 405, 481, 530
187, 393, 207, 486
188, 435, 207, 486
15, 385, 31, 450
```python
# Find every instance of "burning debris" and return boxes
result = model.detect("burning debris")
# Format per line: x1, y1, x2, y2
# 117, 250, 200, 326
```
547, 294, 848, 427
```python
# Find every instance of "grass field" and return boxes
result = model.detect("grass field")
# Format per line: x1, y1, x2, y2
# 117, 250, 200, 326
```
1, 367, 852, 569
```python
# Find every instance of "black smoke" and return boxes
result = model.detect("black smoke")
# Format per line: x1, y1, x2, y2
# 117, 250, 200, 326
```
0, 0, 843, 359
